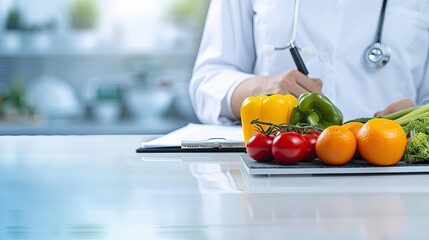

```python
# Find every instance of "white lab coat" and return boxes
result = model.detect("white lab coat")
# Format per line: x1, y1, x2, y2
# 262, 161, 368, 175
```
189, 0, 429, 124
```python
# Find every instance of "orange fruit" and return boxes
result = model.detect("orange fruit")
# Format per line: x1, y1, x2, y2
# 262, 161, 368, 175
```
357, 118, 407, 166
315, 125, 357, 165
342, 122, 364, 158
342, 122, 364, 138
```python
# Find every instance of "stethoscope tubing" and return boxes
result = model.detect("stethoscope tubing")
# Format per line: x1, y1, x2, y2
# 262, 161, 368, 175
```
271, 0, 390, 71
375, 0, 388, 43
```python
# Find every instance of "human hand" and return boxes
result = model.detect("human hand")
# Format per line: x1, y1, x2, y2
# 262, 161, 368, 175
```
374, 98, 415, 117
260, 70, 323, 97
232, 70, 322, 119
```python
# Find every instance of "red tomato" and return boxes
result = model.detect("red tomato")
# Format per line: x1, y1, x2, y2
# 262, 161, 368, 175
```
246, 132, 274, 162
272, 132, 307, 164
302, 133, 319, 161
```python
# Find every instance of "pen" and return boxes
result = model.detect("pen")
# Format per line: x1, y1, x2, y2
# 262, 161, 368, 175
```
289, 43, 309, 76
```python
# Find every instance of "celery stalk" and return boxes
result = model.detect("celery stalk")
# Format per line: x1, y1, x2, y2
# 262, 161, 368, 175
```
395, 104, 429, 125
381, 105, 420, 120
395, 111, 429, 126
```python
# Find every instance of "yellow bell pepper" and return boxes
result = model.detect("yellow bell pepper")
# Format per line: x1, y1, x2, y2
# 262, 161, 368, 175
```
240, 94, 298, 145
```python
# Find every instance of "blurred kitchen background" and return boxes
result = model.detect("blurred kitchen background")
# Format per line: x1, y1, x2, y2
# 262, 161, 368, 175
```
0, 0, 209, 134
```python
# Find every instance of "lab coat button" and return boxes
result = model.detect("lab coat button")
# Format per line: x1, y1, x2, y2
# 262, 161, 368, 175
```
319, 52, 330, 61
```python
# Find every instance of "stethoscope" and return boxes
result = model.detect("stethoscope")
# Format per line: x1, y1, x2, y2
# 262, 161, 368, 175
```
263, 0, 390, 74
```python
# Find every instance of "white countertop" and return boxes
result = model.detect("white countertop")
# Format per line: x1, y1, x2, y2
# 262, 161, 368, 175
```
1, 135, 429, 240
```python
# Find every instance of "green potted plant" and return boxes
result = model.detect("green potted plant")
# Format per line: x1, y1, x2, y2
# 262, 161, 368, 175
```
3, 6, 25, 50
69, 0, 99, 50
5, 7, 23, 31
69, 0, 99, 30
165, 0, 210, 50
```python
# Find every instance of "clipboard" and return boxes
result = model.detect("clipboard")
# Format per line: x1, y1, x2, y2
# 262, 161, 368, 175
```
182, 138, 244, 149
137, 138, 245, 153
136, 146, 245, 153
136, 123, 246, 153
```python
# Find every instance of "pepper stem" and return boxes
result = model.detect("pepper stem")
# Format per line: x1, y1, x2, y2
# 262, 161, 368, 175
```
306, 111, 320, 126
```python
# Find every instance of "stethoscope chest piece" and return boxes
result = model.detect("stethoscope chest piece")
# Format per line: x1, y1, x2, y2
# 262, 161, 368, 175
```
364, 42, 391, 69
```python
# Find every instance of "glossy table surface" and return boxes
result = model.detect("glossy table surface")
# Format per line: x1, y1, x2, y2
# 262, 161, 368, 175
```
1, 135, 429, 240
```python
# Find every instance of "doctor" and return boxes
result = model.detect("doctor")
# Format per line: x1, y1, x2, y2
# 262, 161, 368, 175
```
189, 0, 429, 124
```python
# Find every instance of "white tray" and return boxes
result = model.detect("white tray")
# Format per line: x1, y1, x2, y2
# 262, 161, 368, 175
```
240, 154, 429, 175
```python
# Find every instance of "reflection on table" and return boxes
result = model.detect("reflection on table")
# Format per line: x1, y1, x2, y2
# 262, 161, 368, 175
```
1, 135, 429, 239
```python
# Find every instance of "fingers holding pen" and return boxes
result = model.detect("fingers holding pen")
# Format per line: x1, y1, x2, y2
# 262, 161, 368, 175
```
277, 70, 323, 97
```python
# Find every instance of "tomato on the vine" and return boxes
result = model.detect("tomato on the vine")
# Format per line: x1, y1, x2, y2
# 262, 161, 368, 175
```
272, 132, 307, 164
246, 132, 274, 162
302, 133, 319, 161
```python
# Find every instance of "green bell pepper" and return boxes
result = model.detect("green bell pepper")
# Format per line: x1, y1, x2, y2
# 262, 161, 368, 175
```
289, 92, 343, 129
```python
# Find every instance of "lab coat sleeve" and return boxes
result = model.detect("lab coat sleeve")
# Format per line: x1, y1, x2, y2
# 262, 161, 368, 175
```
189, 0, 256, 124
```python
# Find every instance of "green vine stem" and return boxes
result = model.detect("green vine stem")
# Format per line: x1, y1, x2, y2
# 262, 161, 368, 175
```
250, 119, 323, 136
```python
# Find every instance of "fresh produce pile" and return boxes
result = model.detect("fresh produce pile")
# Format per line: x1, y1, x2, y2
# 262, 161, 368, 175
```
241, 92, 429, 166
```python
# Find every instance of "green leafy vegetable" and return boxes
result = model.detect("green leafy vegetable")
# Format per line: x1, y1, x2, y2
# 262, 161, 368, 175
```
404, 117, 429, 134
404, 132, 429, 163
403, 117, 429, 163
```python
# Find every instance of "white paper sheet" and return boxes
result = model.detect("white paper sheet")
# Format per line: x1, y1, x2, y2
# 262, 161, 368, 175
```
141, 123, 244, 148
